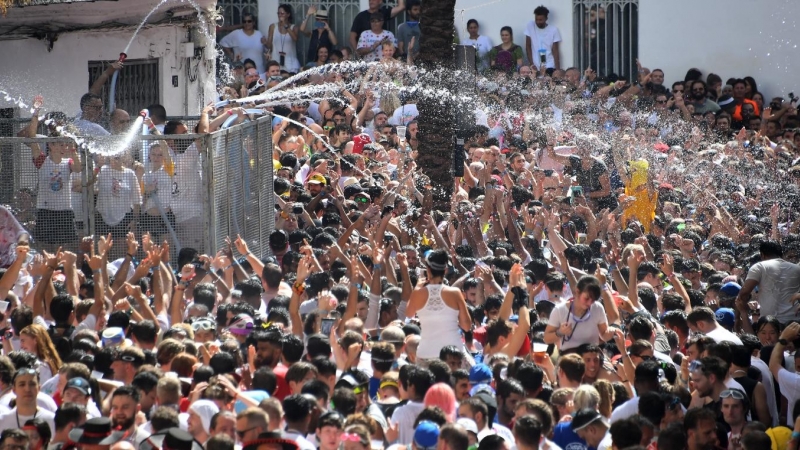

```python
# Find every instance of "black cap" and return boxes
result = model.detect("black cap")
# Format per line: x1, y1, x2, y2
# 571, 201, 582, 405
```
570, 408, 608, 432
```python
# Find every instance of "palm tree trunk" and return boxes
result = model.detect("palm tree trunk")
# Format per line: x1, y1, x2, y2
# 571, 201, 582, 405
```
417, 0, 457, 210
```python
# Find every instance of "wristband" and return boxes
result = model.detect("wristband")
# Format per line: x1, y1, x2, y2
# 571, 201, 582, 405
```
602, 285, 610, 292
354, 283, 362, 290
608, 264, 617, 271
92, 268, 101, 274
293, 280, 306, 295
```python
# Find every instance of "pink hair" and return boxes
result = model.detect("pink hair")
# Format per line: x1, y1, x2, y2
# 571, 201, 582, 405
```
423, 383, 457, 422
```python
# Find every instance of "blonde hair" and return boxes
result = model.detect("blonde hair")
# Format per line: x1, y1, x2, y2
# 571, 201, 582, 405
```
621, 244, 645, 265
20, 324, 61, 375
573, 385, 600, 411
380, 92, 400, 115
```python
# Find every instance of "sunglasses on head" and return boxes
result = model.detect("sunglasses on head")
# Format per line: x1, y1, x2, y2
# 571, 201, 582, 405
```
192, 320, 216, 331
720, 389, 745, 400
688, 360, 704, 372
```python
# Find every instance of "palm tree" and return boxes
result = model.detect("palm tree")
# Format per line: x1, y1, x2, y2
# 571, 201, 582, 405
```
416, 0, 457, 210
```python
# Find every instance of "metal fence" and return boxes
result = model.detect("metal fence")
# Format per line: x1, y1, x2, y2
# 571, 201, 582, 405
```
0, 114, 274, 264
573, 0, 639, 79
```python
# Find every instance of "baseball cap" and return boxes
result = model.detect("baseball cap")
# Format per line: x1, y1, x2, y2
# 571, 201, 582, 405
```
719, 282, 741, 297
65, 377, 91, 396
456, 418, 479, 436
228, 314, 254, 335
413, 421, 440, 450
469, 364, 493, 384
307, 174, 327, 185
715, 308, 735, 330
379, 326, 405, 345
571, 408, 609, 432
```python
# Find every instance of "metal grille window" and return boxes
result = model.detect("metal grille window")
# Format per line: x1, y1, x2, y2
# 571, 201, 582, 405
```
573, 0, 638, 79
217, 0, 258, 37
289, 0, 361, 66
88, 58, 160, 115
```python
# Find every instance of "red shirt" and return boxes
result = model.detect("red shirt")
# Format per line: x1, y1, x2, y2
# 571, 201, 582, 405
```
272, 363, 291, 401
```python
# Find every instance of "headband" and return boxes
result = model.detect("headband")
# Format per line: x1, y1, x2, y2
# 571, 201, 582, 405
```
425, 254, 447, 271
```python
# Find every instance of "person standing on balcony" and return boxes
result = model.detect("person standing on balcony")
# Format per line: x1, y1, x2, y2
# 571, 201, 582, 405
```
525, 5, 561, 74
265, 5, 301, 74
357, 12, 397, 63
73, 93, 110, 136
461, 19, 493, 72
349, 0, 406, 56
220, 12, 267, 74
396, 0, 421, 60
300, 6, 338, 66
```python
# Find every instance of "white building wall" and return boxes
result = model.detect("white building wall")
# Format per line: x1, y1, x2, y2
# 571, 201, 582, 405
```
454, 0, 573, 67
0, 25, 215, 118
638, 0, 800, 99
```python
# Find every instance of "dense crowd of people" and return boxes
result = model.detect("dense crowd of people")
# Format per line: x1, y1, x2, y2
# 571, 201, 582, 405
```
5, 2, 800, 450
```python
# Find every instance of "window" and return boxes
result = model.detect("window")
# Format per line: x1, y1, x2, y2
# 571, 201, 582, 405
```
217, 0, 258, 37
88, 58, 159, 115
573, 0, 638, 79
289, 0, 362, 66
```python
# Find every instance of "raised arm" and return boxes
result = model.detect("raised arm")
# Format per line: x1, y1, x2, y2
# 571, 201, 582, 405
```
89, 61, 123, 96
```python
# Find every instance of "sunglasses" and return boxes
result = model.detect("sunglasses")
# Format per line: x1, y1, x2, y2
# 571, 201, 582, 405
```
243, 20, 254, 23
656, 100, 667, 104
192, 321, 216, 331
117, 355, 139, 363
13, 368, 37, 379
632, 354, 654, 361
323, 125, 334, 131
355, 196, 369, 203
720, 389, 745, 400
236, 426, 258, 438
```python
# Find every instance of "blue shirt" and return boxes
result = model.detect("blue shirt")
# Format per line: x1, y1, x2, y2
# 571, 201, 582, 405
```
369, 377, 381, 399
553, 421, 591, 450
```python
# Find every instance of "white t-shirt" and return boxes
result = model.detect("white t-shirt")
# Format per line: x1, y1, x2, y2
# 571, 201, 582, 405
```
746, 258, 800, 323
390, 401, 426, 445
705, 326, 743, 345
357, 30, 396, 62
143, 168, 173, 212
389, 104, 418, 126
37, 158, 73, 210
72, 119, 110, 136
170, 143, 203, 223
219, 29, 267, 74
778, 368, 800, 426
95, 166, 142, 226
461, 35, 493, 70
0, 408, 55, 436
524, 23, 561, 68
547, 301, 608, 351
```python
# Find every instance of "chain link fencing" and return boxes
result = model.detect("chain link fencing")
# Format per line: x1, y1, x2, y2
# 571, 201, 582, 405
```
0, 114, 274, 265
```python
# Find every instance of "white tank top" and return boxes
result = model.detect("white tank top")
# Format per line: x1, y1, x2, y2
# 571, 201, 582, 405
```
416, 284, 463, 359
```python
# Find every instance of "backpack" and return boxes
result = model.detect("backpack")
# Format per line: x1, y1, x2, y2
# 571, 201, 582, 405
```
48, 324, 76, 362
